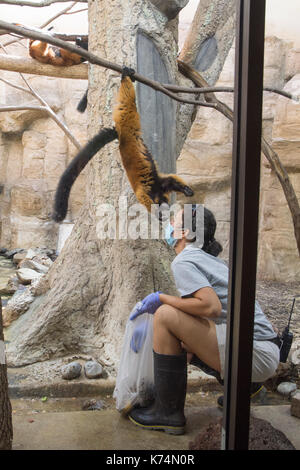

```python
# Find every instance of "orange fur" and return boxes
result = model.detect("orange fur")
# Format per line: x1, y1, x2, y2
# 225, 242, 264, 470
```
29, 39, 85, 66
113, 76, 155, 200
112, 71, 194, 213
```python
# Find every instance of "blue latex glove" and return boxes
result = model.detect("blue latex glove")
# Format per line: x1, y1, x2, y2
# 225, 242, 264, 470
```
129, 292, 162, 321
130, 320, 148, 353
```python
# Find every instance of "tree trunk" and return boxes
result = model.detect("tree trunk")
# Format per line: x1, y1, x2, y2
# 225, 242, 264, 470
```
5, 0, 236, 370
0, 297, 13, 450
176, 0, 236, 154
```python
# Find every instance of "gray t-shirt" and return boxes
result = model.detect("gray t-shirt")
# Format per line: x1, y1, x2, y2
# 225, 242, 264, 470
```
171, 244, 276, 341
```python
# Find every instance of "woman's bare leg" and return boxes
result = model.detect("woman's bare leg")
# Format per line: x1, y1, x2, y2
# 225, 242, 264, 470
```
153, 304, 221, 372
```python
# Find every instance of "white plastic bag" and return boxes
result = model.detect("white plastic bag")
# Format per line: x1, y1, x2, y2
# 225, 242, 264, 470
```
113, 302, 155, 414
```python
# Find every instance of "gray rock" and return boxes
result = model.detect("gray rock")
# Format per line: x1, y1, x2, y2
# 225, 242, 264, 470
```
16, 268, 43, 285
277, 381, 297, 397
84, 360, 103, 379
2, 288, 34, 326
4, 249, 24, 259
82, 399, 105, 410
13, 251, 28, 265
19, 259, 49, 274
0, 276, 19, 295
61, 361, 82, 380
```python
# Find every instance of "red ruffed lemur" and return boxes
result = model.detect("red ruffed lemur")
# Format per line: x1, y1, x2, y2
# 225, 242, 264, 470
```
52, 67, 194, 222
29, 32, 88, 111
29, 36, 88, 66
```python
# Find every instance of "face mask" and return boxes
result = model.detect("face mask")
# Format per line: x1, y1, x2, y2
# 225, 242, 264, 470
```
164, 223, 178, 248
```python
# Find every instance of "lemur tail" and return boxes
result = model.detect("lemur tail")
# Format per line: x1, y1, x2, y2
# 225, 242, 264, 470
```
52, 127, 118, 222
77, 88, 88, 113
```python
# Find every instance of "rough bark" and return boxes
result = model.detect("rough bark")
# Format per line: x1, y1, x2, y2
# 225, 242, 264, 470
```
179, 0, 236, 85
149, 0, 189, 20
176, 0, 236, 154
0, 298, 13, 450
5, 0, 236, 369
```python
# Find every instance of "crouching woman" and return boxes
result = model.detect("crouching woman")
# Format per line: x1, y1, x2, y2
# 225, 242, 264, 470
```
128, 205, 280, 435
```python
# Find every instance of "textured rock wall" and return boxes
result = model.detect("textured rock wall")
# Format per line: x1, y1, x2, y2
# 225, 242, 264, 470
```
178, 36, 300, 282
0, 36, 299, 281
0, 39, 87, 250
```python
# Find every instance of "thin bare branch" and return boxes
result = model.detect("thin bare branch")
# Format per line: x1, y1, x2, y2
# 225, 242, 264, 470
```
0, 0, 87, 6
164, 83, 299, 101
263, 87, 299, 102
0, 76, 33, 95
64, 7, 88, 15
0, 105, 47, 112
0, 39, 81, 150
1, 23, 295, 104
40, 1, 78, 28
178, 59, 300, 256
0, 21, 217, 109
0, 103, 81, 149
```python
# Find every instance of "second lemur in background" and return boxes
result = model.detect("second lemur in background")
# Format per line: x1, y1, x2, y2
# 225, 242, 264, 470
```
29, 36, 88, 66
52, 66, 193, 222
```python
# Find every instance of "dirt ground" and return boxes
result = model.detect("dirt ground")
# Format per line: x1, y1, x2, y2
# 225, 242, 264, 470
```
189, 415, 296, 450
256, 280, 299, 336
188, 279, 300, 451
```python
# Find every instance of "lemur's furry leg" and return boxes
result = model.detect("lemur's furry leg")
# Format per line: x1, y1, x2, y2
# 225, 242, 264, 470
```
160, 175, 194, 197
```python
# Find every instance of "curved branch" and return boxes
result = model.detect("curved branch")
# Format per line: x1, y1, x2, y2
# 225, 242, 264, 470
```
164, 83, 299, 101
0, 104, 81, 149
0, 23, 296, 105
178, 59, 300, 256
0, 43, 82, 150
0, 0, 87, 6
0, 105, 48, 112
0, 21, 217, 109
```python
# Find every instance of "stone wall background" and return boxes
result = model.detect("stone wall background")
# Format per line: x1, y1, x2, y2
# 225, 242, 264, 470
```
0, 39, 87, 250
0, 35, 299, 281
178, 36, 300, 282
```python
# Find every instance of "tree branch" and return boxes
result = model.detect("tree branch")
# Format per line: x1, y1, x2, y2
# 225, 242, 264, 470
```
0, 22, 295, 105
164, 83, 299, 102
0, 41, 82, 150
0, 53, 88, 78
0, 105, 48, 112
0, 21, 217, 109
178, 59, 300, 256
0, 0, 87, 6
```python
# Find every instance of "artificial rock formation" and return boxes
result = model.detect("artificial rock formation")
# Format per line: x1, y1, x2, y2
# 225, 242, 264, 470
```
0, 39, 87, 249
3, 0, 236, 369
178, 37, 300, 281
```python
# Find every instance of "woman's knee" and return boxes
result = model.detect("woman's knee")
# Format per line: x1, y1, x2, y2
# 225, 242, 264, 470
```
154, 304, 178, 328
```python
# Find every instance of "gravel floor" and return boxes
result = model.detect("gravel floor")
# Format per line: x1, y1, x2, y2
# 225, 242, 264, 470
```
256, 280, 300, 338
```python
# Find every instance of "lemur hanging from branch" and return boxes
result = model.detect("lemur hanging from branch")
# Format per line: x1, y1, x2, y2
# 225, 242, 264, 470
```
52, 67, 194, 222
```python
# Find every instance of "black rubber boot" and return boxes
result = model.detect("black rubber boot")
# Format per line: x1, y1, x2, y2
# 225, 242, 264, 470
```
128, 350, 187, 435
190, 354, 224, 386
217, 382, 264, 408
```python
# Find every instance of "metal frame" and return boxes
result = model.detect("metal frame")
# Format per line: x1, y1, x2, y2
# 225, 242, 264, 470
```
222, 0, 266, 450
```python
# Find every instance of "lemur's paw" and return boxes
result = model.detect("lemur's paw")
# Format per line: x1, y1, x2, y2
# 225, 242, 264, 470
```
75, 37, 88, 50
183, 186, 194, 197
121, 66, 136, 82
